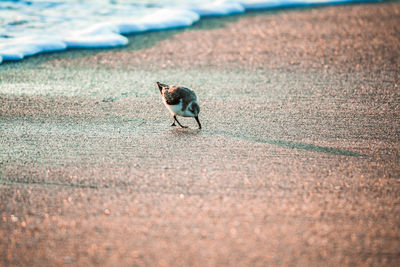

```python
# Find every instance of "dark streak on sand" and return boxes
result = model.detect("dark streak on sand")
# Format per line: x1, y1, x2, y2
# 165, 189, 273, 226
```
0, 179, 99, 189
218, 132, 365, 157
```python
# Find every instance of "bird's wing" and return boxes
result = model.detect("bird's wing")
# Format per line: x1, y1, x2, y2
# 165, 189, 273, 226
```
165, 86, 196, 105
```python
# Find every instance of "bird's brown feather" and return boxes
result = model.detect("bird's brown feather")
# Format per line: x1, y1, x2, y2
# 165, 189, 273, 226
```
163, 86, 197, 111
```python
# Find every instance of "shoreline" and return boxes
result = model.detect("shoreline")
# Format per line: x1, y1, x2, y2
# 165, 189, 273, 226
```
0, 0, 386, 65
2, 2, 398, 75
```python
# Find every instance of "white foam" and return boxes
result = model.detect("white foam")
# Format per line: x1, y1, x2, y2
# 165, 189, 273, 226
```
190, 1, 245, 16
114, 21, 148, 35
61, 8, 199, 48
0, 36, 67, 61
137, 9, 200, 31
0, 0, 380, 64
64, 34, 129, 48
63, 24, 128, 48
240, 0, 371, 9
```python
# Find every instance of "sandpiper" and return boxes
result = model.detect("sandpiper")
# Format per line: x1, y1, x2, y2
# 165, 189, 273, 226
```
157, 82, 201, 129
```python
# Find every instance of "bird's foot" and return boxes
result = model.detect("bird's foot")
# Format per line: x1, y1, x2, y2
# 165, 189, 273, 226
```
171, 122, 177, 127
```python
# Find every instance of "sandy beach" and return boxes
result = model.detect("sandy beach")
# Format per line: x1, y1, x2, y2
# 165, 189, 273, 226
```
1, 2, 400, 266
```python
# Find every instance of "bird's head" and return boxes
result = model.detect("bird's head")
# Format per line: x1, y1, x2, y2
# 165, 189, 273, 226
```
156, 82, 169, 93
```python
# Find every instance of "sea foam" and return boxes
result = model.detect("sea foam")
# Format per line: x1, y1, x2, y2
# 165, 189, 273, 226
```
0, 0, 379, 64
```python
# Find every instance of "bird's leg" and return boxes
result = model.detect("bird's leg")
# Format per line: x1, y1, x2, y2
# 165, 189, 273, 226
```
171, 117, 177, 127
195, 116, 202, 129
174, 116, 188, 128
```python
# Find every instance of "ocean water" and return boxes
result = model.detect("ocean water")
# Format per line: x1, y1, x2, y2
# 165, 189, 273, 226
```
0, 0, 379, 64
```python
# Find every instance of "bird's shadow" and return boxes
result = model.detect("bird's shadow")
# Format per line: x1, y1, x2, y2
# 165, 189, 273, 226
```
170, 127, 202, 136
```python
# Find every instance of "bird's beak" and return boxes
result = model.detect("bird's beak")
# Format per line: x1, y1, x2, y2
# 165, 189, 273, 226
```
195, 116, 201, 129
156, 82, 163, 93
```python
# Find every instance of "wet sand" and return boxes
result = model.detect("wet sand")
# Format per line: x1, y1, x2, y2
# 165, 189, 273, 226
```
1, 3, 400, 266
